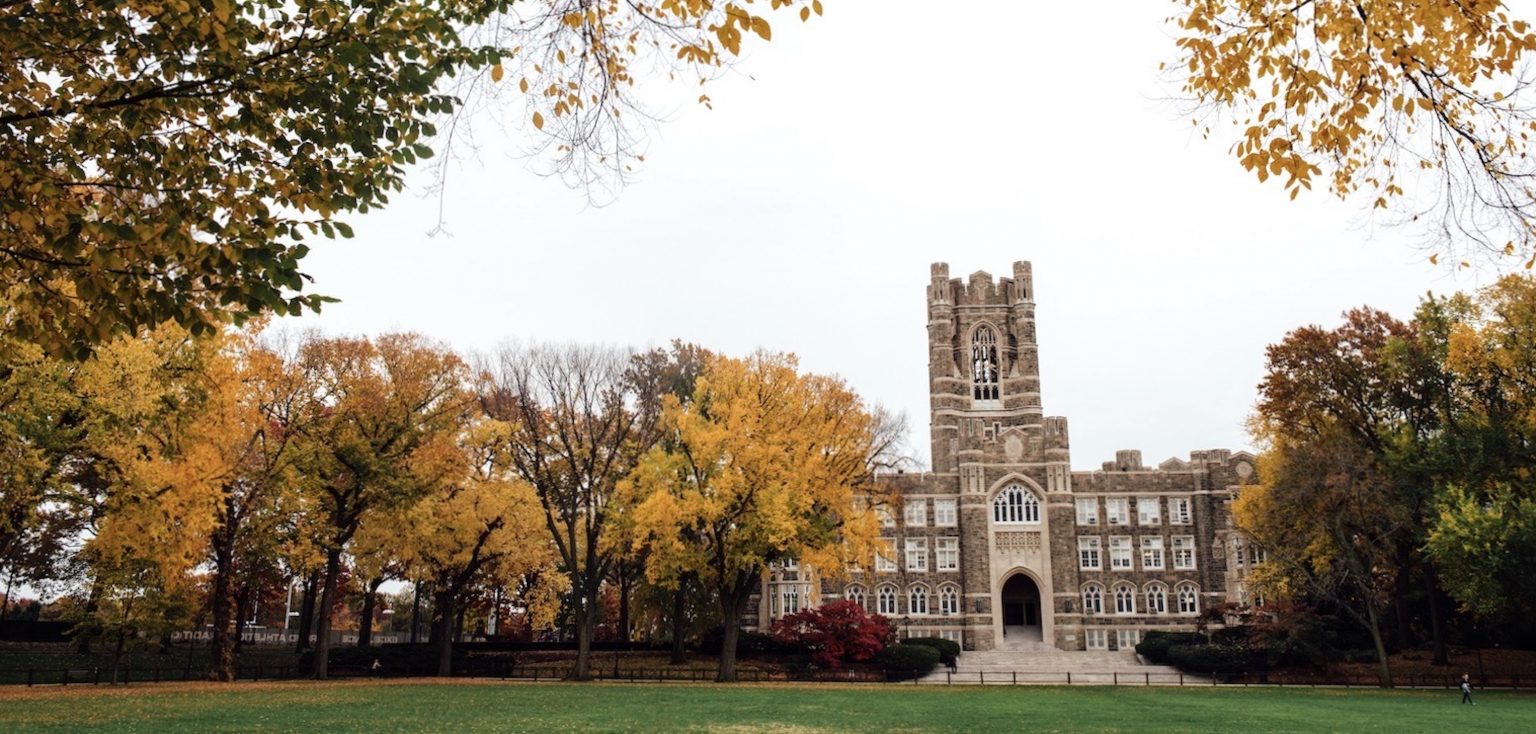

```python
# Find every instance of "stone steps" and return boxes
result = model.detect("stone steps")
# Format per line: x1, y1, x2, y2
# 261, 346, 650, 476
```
917, 649, 1195, 685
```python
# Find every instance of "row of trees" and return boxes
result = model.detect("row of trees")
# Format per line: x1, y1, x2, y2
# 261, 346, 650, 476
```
1240, 274, 1536, 685
0, 324, 901, 682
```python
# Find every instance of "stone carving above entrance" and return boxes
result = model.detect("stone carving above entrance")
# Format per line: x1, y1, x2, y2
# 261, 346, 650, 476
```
994, 530, 1042, 552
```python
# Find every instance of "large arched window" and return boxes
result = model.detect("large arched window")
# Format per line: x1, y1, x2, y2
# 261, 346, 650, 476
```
1113, 583, 1136, 615
1144, 583, 1167, 615
909, 585, 929, 616
846, 585, 867, 611
1176, 583, 1199, 615
992, 485, 1040, 524
876, 585, 898, 615
1081, 584, 1104, 615
938, 585, 960, 616
971, 324, 1001, 402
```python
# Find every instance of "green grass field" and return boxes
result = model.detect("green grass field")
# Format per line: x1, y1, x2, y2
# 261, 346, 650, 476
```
0, 680, 1528, 733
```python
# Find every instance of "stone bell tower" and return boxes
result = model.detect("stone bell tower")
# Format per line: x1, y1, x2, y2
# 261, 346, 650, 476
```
927, 261, 1072, 650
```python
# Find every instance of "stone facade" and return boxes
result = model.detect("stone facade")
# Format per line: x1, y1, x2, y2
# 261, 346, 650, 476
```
753, 262, 1259, 653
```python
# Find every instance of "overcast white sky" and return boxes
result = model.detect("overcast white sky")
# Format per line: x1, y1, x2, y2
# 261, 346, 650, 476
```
296, 1, 1492, 471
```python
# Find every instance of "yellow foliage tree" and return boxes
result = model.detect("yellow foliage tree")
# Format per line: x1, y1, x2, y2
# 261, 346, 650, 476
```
1172, 1, 1536, 260
405, 415, 557, 675
620, 351, 887, 682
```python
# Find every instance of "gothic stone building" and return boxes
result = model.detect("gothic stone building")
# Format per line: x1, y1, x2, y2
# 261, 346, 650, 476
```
755, 262, 1262, 653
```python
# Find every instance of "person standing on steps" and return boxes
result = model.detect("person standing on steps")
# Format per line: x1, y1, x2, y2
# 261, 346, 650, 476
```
1460, 673, 1475, 705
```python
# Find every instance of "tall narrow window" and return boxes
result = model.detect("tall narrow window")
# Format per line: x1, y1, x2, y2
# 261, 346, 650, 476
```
877, 586, 898, 615
909, 586, 929, 615
992, 485, 1040, 524
1176, 583, 1199, 614
933, 499, 958, 527
847, 585, 867, 610
904, 500, 927, 527
936, 537, 960, 571
1109, 536, 1133, 569
1114, 584, 1136, 614
971, 325, 1000, 402
1141, 536, 1165, 570
1172, 536, 1197, 570
1082, 585, 1104, 615
1144, 584, 1167, 615
905, 538, 929, 572
1078, 536, 1102, 570
939, 586, 960, 616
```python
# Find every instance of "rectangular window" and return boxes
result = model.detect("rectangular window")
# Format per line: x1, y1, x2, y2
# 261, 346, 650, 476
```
1249, 546, 1268, 565
936, 537, 960, 571
1116, 629, 1140, 650
938, 629, 963, 644
1106, 498, 1129, 525
1085, 629, 1108, 650
878, 507, 896, 529
905, 538, 928, 572
1078, 536, 1102, 570
904, 500, 927, 528
1075, 498, 1100, 526
1137, 498, 1161, 525
933, 498, 958, 527
1109, 536, 1133, 570
1169, 497, 1192, 525
1173, 536, 1197, 570
1141, 536, 1165, 570
875, 538, 897, 573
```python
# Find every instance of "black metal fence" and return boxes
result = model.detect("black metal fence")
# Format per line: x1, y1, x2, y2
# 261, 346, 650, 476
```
4, 663, 1531, 690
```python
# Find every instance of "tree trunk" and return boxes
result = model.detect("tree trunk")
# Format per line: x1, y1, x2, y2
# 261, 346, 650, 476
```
1426, 571, 1450, 666
572, 600, 594, 680
206, 539, 236, 681
233, 583, 254, 655
434, 588, 455, 677
295, 572, 317, 653
75, 579, 101, 654
310, 549, 342, 679
1392, 566, 1414, 650
669, 586, 688, 666
1365, 602, 1394, 688
409, 580, 422, 644
454, 599, 467, 643
618, 572, 632, 644
715, 583, 754, 683
357, 576, 381, 648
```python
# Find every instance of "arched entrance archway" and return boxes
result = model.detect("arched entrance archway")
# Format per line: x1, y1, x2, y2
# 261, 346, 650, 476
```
998, 573, 1042, 648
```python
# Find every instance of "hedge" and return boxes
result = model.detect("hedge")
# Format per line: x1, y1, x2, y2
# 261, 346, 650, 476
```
876, 643, 940, 679
904, 637, 960, 666
1134, 631, 1203, 665
1166, 643, 1263, 675
698, 628, 791, 657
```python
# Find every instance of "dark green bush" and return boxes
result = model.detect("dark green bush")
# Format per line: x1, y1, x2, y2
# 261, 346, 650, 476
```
904, 636, 960, 665
1166, 644, 1262, 675
877, 643, 940, 679
1134, 631, 1202, 664
698, 627, 789, 657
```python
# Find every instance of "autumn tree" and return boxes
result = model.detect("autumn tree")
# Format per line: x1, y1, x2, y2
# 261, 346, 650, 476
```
481, 344, 659, 680
293, 333, 471, 679
2, 0, 825, 358
620, 352, 891, 682
1431, 274, 1536, 619
1252, 305, 1458, 664
1172, 1, 1536, 261
405, 415, 555, 676
1237, 433, 1408, 686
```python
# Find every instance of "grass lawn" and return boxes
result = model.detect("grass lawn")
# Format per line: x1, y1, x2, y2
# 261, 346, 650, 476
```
0, 679, 1529, 733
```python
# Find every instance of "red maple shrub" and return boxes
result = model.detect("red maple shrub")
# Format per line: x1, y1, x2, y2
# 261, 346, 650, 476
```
770, 600, 894, 669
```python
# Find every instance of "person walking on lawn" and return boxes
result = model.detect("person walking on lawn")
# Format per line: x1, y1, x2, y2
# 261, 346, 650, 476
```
1461, 674, 1475, 705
